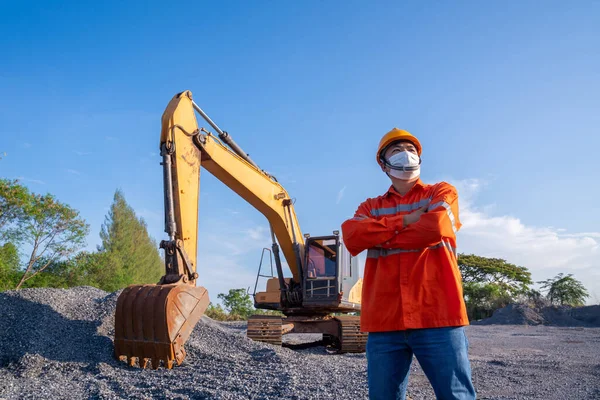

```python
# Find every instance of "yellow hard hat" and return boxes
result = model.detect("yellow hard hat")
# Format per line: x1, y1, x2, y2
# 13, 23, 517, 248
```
377, 128, 422, 165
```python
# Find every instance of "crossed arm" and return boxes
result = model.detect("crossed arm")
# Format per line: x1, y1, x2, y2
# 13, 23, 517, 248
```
340, 183, 460, 257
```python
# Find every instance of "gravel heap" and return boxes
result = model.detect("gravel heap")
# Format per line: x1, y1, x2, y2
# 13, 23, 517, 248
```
1, 287, 599, 399
474, 303, 600, 327
0, 286, 369, 399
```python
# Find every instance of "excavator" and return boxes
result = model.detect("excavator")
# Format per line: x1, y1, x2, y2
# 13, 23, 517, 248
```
113, 90, 365, 369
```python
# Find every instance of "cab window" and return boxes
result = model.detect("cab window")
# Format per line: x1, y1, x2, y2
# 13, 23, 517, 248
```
306, 239, 337, 278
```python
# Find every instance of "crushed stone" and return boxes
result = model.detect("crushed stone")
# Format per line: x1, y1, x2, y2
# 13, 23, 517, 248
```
1, 287, 599, 399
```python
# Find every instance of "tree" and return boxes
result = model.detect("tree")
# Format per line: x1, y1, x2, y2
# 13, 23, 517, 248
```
0, 179, 32, 233
539, 273, 589, 306
218, 288, 254, 319
9, 192, 89, 289
97, 189, 163, 290
459, 254, 532, 296
19, 251, 102, 289
0, 242, 20, 290
458, 254, 533, 320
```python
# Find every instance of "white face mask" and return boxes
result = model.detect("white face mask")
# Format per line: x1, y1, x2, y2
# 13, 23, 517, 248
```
387, 151, 421, 180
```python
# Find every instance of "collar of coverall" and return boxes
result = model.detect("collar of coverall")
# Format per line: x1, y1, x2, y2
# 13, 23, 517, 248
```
385, 178, 425, 198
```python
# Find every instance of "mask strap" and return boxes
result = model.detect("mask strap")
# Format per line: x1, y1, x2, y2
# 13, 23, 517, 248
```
382, 155, 422, 171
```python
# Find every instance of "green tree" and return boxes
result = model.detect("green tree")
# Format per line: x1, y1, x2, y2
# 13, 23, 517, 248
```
96, 189, 162, 291
0, 242, 20, 290
19, 251, 102, 289
218, 288, 254, 319
458, 254, 533, 320
539, 273, 589, 306
9, 192, 89, 289
205, 303, 240, 321
0, 179, 32, 233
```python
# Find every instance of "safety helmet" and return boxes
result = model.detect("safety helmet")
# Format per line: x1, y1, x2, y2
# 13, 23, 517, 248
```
376, 128, 422, 166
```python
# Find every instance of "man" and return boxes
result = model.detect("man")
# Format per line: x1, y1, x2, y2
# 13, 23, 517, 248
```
341, 128, 476, 400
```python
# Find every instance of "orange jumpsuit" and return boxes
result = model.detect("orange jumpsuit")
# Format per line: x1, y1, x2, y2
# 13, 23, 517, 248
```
341, 179, 469, 332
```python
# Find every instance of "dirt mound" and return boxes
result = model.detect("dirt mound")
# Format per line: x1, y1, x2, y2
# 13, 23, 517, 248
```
474, 303, 600, 327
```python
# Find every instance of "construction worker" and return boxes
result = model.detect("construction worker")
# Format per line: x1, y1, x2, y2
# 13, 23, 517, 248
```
341, 128, 476, 400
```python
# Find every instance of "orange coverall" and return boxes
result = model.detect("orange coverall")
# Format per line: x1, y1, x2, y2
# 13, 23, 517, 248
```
341, 179, 469, 332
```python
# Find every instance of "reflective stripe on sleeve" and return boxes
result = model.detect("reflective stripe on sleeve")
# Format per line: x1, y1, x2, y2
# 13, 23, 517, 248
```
428, 201, 457, 233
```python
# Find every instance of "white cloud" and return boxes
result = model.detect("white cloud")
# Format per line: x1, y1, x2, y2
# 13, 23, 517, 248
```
74, 150, 91, 156
246, 226, 269, 242
560, 232, 600, 239
336, 186, 347, 205
66, 169, 81, 175
15, 176, 45, 185
23, 142, 31, 148
452, 179, 599, 304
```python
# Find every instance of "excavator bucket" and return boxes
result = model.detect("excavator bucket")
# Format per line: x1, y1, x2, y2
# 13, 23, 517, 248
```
113, 283, 209, 369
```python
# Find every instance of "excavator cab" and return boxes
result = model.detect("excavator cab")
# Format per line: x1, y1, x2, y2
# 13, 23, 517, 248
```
253, 233, 362, 313
302, 234, 361, 310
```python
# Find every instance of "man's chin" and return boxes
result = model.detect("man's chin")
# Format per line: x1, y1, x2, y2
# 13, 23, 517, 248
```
389, 176, 420, 184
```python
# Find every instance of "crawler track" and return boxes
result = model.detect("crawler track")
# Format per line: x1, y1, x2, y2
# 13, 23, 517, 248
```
335, 315, 367, 353
247, 315, 283, 345
247, 314, 367, 353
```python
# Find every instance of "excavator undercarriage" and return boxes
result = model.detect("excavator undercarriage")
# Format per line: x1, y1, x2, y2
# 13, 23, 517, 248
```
247, 315, 366, 353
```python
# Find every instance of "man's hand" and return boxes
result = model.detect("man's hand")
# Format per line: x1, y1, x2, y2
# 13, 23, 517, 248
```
403, 206, 427, 227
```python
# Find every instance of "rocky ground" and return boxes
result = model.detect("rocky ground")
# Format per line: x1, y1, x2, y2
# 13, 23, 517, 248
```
0, 287, 599, 399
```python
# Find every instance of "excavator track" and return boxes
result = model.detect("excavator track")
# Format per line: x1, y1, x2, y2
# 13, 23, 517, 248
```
335, 315, 367, 353
246, 315, 283, 346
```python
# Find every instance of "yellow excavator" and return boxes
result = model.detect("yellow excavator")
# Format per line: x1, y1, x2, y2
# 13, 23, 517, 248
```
113, 91, 365, 369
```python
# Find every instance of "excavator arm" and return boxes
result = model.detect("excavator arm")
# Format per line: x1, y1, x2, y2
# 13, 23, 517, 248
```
114, 90, 306, 369
160, 91, 305, 283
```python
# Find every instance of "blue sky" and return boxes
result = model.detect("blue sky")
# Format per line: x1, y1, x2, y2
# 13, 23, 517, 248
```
1, 1, 599, 303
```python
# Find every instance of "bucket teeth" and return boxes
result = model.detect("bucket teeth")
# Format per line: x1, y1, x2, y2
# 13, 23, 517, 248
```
175, 347, 186, 365
113, 283, 209, 369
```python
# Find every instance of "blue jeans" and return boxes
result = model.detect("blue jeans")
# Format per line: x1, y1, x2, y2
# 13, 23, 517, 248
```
366, 326, 476, 400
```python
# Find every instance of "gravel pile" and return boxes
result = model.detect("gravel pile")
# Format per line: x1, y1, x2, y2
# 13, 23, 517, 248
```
1, 287, 599, 399
474, 303, 600, 327
0, 287, 368, 399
